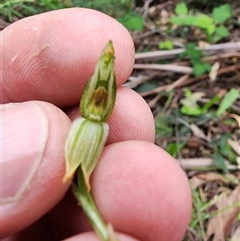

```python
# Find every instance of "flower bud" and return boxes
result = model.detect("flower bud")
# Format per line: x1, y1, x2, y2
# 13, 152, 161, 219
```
80, 40, 116, 122
62, 117, 109, 190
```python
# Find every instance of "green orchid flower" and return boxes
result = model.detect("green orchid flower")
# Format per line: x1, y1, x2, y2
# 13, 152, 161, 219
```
62, 41, 119, 241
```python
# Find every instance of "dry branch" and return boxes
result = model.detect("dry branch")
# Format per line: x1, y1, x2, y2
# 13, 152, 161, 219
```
135, 42, 240, 61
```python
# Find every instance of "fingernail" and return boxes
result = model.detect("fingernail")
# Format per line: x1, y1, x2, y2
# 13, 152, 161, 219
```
1, 103, 48, 204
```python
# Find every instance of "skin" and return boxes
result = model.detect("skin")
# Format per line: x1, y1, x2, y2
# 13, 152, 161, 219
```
1, 8, 192, 241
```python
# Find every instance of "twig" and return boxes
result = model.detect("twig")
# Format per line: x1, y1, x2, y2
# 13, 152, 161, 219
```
178, 158, 240, 171
135, 42, 240, 60
134, 63, 192, 74
140, 63, 240, 97
123, 71, 159, 88
147, 74, 189, 107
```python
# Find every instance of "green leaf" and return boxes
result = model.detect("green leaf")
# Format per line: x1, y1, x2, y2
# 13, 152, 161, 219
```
215, 26, 229, 38
169, 16, 183, 25
180, 90, 205, 116
175, 2, 188, 15
155, 114, 173, 136
212, 153, 228, 173
193, 62, 206, 77
166, 142, 186, 158
194, 14, 213, 27
216, 88, 239, 116
117, 12, 144, 30
202, 95, 221, 113
182, 15, 196, 25
181, 105, 202, 116
158, 40, 173, 50
135, 81, 158, 93
217, 134, 238, 164
205, 24, 216, 35
193, 14, 215, 34
180, 43, 202, 60
212, 4, 231, 24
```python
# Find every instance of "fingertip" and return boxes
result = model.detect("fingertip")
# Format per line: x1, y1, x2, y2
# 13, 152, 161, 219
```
1, 8, 135, 106
91, 141, 192, 241
1, 101, 71, 237
63, 231, 140, 241
107, 87, 155, 143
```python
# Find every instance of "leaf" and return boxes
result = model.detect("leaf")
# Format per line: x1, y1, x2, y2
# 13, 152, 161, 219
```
180, 105, 202, 116
181, 15, 196, 25
206, 185, 240, 241
117, 12, 144, 30
217, 134, 237, 164
212, 4, 232, 24
193, 14, 213, 27
158, 40, 173, 50
135, 81, 158, 93
229, 114, 240, 127
166, 142, 186, 158
180, 43, 202, 60
193, 63, 206, 77
193, 14, 215, 34
175, 2, 188, 15
209, 62, 220, 81
212, 153, 228, 173
180, 91, 205, 116
169, 16, 183, 25
193, 62, 211, 77
155, 114, 173, 136
215, 26, 229, 38
216, 88, 239, 116
202, 95, 221, 113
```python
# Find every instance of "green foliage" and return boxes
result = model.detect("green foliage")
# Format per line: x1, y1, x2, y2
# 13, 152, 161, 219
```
190, 187, 211, 238
212, 152, 228, 173
193, 14, 215, 35
180, 43, 201, 59
38, 0, 66, 9
180, 89, 204, 116
216, 88, 239, 116
175, 2, 188, 15
215, 26, 229, 38
155, 114, 173, 137
1, 0, 35, 21
180, 87, 239, 118
2, 0, 143, 31
170, 2, 232, 42
116, 11, 144, 31
180, 43, 212, 77
166, 142, 186, 158
180, 88, 226, 117
1, 0, 136, 24
134, 81, 159, 93
212, 134, 238, 172
158, 40, 173, 50
212, 4, 232, 24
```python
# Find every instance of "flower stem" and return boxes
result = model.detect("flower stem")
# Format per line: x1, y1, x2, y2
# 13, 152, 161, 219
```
72, 167, 118, 241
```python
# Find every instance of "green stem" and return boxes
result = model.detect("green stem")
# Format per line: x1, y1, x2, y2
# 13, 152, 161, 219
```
72, 166, 109, 241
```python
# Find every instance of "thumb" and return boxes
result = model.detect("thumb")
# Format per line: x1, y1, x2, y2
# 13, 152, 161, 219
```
1, 101, 71, 238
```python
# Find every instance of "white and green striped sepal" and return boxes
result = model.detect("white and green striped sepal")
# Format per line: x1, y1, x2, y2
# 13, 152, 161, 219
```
62, 117, 109, 190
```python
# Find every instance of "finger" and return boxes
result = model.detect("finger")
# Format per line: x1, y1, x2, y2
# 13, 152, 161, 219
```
64, 231, 140, 241
66, 87, 155, 143
1, 8, 134, 106
1, 101, 71, 238
108, 87, 155, 143
48, 141, 192, 241
92, 141, 192, 241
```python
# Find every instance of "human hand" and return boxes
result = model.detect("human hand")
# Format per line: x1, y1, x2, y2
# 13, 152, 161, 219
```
1, 8, 192, 241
